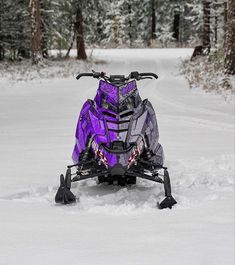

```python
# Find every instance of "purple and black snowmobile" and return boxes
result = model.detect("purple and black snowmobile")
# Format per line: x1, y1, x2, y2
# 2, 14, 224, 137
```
55, 71, 177, 209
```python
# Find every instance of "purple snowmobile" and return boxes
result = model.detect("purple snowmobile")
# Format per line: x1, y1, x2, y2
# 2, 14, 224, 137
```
55, 71, 177, 209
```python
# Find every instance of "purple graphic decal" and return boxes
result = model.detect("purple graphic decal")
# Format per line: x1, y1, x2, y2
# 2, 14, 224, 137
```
121, 80, 136, 96
72, 79, 139, 168
99, 80, 118, 105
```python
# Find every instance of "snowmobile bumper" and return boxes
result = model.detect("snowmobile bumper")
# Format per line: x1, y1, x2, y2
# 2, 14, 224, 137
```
55, 164, 177, 209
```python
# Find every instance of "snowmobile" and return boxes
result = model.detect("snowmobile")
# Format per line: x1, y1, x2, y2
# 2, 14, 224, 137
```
55, 71, 177, 209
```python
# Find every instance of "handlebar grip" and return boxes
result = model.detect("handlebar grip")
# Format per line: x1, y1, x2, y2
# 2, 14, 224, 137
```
76, 73, 94, 80
140, 73, 158, 79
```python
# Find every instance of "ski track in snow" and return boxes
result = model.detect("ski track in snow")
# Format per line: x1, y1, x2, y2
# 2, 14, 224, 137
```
0, 49, 234, 265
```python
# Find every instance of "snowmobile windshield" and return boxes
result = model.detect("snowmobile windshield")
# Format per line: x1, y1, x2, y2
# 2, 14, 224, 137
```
95, 80, 140, 113
119, 95, 137, 112
100, 93, 137, 113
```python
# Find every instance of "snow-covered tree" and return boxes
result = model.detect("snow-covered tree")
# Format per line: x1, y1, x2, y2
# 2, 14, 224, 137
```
102, 1, 126, 46
184, 0, 203, 45
83, 0, 108, 46
101, 0, 152, 47
155, 0, 175, 46
0, 0, 31, 60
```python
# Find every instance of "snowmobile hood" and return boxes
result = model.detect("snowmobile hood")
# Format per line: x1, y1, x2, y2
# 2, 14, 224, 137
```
72, 78, 162, 169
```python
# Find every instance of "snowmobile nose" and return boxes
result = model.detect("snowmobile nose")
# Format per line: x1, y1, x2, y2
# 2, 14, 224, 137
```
110, 163, 126, 176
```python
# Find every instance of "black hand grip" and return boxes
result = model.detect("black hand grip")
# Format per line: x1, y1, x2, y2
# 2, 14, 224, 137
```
76, 73, 94, 80
129, 72, 158, 80
129, 71, 141, 80
76, 71, 106, 80
139, 72, 158, 79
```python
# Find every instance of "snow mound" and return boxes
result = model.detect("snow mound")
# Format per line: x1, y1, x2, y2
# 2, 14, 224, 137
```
171, 154, 234, 191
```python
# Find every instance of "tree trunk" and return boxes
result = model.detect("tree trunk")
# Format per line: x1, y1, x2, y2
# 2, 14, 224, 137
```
223, 1, 228, 48
31, 0, 42, 64
66, 31, 76, 58
151, 0, 156, 40
75, 3, 87, 60
202, 0, 211, 49
224, 1, 228, 28
128, 3, 132, 47
40, 0, 49, 59
214, 0, 218, 45
0, 45, 4, 60
225, 0, 235, 75
173, 11, 180, 42
0, 0, 4, 60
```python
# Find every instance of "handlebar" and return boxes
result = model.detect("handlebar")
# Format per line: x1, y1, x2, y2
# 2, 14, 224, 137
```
76, 73, 93, 79
76, 72, 106, 80
76, 71, 158, 82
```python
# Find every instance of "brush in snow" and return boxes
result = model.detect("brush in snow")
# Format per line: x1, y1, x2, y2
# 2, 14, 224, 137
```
55, 71, 177, 209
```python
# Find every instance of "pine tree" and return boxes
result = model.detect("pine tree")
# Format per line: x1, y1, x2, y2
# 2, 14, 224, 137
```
83, 0, 107, 46
102, 1, 125, 46
52, 0, 75, 56
0, 0, 31, 60
155, 0, 175, 47
184, 0, 203, 45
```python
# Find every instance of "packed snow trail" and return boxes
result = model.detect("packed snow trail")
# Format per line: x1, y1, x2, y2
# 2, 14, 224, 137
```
0, 49, 234, 265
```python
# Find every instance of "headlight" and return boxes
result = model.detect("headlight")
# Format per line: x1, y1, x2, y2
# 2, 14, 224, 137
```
92, 140, 108, 168
127, 139, 144, 168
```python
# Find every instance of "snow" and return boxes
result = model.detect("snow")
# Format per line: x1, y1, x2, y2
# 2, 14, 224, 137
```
0, 49, 234, 265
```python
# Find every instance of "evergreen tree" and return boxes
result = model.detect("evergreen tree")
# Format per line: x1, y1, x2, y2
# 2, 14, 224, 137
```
184, 0, 202, 45
102, 0, 126, 46
83, 0, 107, 46
0, 0, 231, 59
155, 0, 175, 47
0, 0, 30, 60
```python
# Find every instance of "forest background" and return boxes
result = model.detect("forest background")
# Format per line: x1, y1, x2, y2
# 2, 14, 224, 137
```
0, 0, 234, 93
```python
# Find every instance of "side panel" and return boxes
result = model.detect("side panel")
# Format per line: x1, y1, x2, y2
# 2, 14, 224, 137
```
72, 100, 118, 166
145, 100, 164, 166
72, 100, 92, 163
128, 99, 164, 166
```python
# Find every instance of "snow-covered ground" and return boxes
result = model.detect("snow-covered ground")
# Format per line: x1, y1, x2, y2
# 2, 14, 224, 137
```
0, 49, 234, 265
